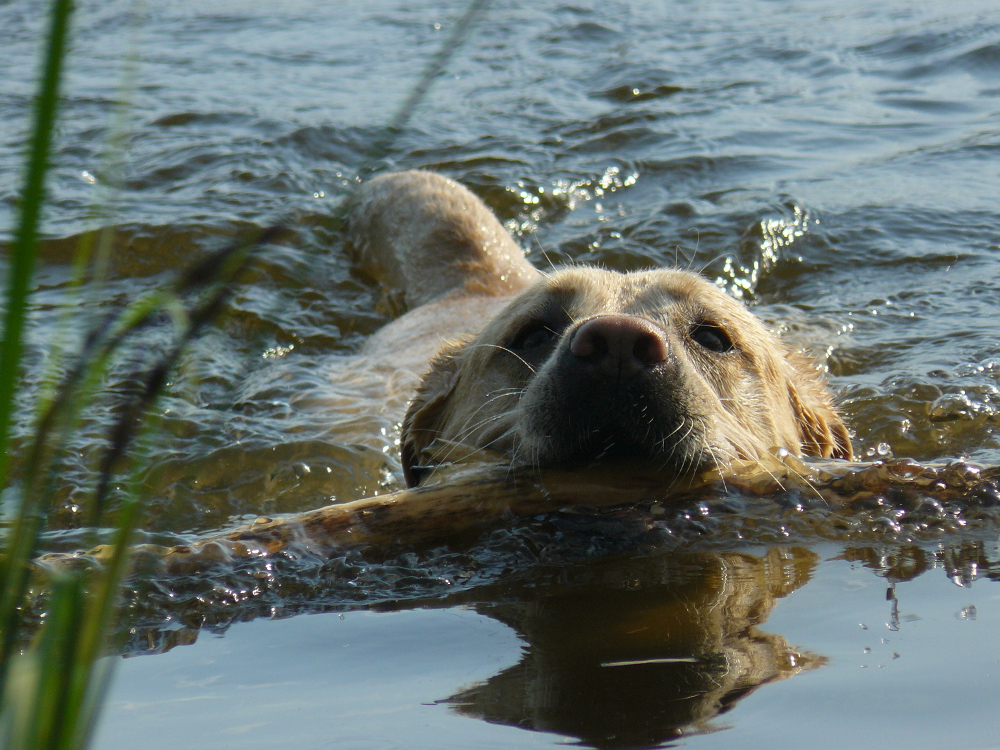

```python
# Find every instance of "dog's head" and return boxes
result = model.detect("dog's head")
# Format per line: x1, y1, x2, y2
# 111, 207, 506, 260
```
401, 267, 852, 486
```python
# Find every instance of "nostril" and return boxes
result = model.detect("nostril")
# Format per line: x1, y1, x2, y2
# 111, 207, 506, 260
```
570, 325, 607, 359
634, 330, 668, 366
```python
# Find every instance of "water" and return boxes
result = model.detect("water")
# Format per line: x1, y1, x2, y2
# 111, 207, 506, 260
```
96, 549, 1000, 750
3, 0, 1000, 746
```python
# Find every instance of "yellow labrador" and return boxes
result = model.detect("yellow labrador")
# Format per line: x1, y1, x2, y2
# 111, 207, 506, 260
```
349, 171, 852, 487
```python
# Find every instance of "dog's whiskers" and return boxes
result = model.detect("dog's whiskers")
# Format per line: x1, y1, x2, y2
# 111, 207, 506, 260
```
426, 385, 528, 469
468, 343, 537, 374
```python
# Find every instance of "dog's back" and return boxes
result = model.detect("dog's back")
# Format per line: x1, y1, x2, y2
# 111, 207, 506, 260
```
349, 170, 539, 311
347, 171, 540, 378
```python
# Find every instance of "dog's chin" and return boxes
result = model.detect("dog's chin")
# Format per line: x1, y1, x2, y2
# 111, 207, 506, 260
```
509, 370, 719, 472
513, 408, 717, 474
522, 436, 717, 476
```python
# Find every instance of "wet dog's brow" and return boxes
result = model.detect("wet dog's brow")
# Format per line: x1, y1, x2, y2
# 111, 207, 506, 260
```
534, 283, 579, 316
619, 282, 687, 315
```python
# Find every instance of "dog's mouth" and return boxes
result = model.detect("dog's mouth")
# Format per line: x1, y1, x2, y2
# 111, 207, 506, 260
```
518, 383, 711, 470
516, 350, 715, 472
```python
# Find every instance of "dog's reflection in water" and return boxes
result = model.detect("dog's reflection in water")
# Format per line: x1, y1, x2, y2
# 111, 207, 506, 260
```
445, 547, 822, 749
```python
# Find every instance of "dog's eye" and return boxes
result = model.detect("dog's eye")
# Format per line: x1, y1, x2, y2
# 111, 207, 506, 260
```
511, 323, 557, 351
690, 322, 734, 353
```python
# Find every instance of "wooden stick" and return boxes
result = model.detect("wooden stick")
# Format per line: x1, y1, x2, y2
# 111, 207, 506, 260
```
36, 454, 998, 576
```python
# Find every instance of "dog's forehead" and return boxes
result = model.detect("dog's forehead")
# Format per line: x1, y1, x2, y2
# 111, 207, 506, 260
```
540, 266, 734, 316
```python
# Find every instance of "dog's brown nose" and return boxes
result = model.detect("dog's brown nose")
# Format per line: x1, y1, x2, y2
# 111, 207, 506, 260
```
569, 315, 669, 377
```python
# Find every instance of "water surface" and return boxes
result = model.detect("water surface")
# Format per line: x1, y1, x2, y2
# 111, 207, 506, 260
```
2, 0, 1000, 747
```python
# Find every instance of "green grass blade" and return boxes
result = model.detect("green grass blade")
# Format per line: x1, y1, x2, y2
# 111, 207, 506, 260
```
0, 0, 75, 683
0, 0, 74, 490
0, 571, 84, 749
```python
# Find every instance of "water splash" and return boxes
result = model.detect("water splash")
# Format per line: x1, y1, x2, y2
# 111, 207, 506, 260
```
715, 205, 811, 299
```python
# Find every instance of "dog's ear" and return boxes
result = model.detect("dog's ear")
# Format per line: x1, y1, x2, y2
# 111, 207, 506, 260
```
785, 355, 853, 461
401, 340, 468, 487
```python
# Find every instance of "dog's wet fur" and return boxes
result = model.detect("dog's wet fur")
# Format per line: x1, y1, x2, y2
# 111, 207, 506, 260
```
349, 170, 852, 487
